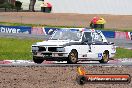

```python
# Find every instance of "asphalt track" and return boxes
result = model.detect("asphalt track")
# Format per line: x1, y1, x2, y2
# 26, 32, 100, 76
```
0, 33, 50, 40
0, 63, 132, 67
0, 32, 132, 49
107, 38, 132, 49
0, 33, 132, 66
0, 59, 132, 67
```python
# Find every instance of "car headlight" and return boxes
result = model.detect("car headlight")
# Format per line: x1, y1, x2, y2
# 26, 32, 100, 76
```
32, 46, 39, 51
56, 47, 65, 52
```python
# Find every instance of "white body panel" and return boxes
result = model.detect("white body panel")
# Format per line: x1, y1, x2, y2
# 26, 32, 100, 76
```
32, 29, 116, 62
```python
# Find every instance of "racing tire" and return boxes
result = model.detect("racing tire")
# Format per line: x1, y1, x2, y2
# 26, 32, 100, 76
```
76, 75, 87, 85
33, 57, 44, 64
99, 51, 109, 63
67, 50, 78, 64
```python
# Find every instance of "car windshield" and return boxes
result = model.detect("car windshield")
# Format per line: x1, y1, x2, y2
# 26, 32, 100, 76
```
50, 30, 82, 41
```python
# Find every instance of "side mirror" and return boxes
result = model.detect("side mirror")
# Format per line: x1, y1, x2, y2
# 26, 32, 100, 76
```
84, 39, 89, 42
110, 42, 114, 44
81, 39, 88, 44
81, 39, 91, 45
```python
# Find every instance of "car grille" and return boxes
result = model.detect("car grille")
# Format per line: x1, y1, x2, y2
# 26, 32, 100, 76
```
38, 47, 57, 52
48, 47, 57, 52
38, 47, 46, 51
38, 47, 63, 52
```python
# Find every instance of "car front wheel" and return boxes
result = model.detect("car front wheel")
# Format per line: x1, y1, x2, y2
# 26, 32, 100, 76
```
33, 57, 44, 64
67, 50, 78, 64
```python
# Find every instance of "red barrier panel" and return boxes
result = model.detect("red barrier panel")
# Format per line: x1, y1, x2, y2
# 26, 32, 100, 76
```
115, 31, 131, 40
31, 27, 46, 35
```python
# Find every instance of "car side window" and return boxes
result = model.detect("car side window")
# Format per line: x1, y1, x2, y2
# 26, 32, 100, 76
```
82, 32, 92, 42
93, 32, 103, 42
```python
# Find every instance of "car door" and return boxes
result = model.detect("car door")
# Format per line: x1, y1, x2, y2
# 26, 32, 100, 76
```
78, 32, 92, 58
90, 31, 107, 60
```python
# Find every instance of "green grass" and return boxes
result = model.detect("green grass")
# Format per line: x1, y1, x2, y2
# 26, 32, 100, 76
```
114, 48, 132, 58
0, 37, 42, 60
0, 37, 132, 60
0, 22, 132, 32
0, 22, 82, 28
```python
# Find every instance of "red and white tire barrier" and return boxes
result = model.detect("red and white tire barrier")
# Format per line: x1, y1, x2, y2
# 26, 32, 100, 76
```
0, 60, 12, 64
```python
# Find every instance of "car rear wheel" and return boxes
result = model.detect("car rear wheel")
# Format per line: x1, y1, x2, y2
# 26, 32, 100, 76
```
67, 50, 78, 64
99, 51, 109, 63
33, 57, 44, 64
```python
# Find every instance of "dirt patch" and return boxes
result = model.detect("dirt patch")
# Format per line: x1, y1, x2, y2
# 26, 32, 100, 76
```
0, 66, 131, 88
0, 12, 132, 29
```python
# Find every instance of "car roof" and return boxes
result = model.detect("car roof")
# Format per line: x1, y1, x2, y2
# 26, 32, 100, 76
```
57, 28, 101, 33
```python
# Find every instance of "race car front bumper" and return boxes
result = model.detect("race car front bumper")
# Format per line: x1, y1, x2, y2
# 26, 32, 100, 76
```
33, 52, 69, 61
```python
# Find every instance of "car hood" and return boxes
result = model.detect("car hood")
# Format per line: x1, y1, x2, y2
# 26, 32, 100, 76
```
34, 40, 71, 46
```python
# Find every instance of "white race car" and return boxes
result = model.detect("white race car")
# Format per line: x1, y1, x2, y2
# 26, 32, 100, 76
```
31, 28, 116, 64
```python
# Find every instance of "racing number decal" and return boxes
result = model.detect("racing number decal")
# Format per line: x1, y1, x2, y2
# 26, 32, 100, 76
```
98, 53, 102, 59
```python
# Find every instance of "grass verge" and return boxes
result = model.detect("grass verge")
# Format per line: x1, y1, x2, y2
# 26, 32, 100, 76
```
0, 37, 131, 60
0, 22, 81, 28
0, 37, 42, 60
0, 22, 132, 32
114, 48, 132, 58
